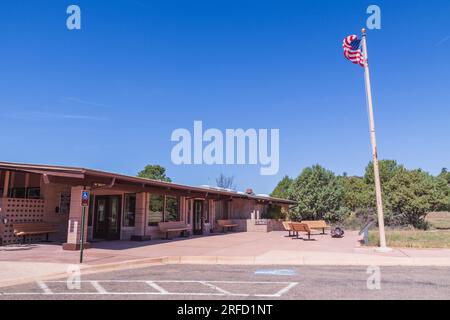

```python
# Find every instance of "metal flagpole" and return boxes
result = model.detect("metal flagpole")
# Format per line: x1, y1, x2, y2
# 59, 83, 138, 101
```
360, 28, 390, 251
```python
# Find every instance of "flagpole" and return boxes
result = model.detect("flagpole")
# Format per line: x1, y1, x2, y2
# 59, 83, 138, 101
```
361, 28, 390, 252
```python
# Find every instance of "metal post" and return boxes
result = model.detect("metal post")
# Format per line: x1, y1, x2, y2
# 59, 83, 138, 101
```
79, 206, 86, 263
361, 28, 390, 251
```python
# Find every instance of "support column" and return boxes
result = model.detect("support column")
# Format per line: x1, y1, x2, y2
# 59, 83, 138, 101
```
2, 171, 10, 198
131, 192, 150, 241
24, 173, 30, 197
63, 186, 91, 250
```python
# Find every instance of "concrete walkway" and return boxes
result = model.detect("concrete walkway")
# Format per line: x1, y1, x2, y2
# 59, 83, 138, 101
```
2, 231, 450, 287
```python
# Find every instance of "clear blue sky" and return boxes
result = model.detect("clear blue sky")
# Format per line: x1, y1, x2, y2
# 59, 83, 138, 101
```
0, 0, 449, 194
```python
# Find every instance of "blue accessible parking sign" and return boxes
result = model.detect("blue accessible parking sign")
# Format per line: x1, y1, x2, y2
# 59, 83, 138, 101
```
81, 190, 90, 207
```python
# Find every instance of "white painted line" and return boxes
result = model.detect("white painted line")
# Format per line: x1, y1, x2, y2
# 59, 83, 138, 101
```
146, 281, 169, 294
41, 280, 294, 284
273, 282, 298, 297
3, 292, 229, 296
90, 281, 108, 294
199, 281, 246, 296
36, 280, 52, 294
2, 280, 298, 297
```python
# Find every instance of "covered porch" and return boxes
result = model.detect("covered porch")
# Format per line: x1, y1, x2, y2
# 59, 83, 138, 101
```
0, 162, 294, 250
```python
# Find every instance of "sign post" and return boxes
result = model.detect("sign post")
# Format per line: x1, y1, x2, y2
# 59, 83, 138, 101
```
80, 190, 89, 263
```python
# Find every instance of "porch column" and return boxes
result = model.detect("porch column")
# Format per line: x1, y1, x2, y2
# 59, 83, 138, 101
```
2, 171, 10, 198
63, 186, 91, 251
131, 192, 150, 241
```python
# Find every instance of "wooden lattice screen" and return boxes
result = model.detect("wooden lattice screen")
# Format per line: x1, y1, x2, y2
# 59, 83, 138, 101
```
0, 198, 45, 244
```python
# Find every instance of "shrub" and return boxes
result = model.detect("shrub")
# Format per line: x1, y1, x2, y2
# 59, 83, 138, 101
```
384, 168, 450, 229
324, 207, 352, 223
288, 165, 343, 221
263, 204, 287, 220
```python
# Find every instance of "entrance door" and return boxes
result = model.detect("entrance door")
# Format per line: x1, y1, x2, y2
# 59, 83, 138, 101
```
193, 200, 204, 235
94, 195, 122, 240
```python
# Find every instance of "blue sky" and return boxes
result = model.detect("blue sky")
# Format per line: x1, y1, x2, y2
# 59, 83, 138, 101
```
0, 0, 449, 194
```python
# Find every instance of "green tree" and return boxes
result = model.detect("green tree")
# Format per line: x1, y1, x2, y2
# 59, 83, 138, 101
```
270, 175, 292, 199
288, 165, 342, 221
364, 160, 403, 185
439, 168, 450, 186
385, 168, 450, 229
137, 164, 172, 182
339, 176, 374, 211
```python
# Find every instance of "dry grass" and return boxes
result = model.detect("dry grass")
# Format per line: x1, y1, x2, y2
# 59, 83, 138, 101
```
369, 229, 450, 248
426, 212, 450, 229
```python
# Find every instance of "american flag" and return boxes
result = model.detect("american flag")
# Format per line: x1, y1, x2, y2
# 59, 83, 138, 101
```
343, 35, 365, 67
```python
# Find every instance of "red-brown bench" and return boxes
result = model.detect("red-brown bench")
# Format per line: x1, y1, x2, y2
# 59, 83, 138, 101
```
158, 221, 190, 240
282, 221, 297, 237
301, 220, 330, 235
290, 222, 314, 240
217, 219, 238, 233
13, 222, 59, 244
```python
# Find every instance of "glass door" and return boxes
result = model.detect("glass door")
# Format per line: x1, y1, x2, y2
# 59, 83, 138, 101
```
94, 196, 108, 239
93, 195, 122, 240
193, 200, 204, 235
107, 196, 121, 240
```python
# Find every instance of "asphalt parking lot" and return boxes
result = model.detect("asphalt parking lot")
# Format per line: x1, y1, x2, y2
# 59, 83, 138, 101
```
1, 264, 450, 300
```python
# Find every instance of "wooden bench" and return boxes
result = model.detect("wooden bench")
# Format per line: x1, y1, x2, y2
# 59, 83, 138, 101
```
158, 221, 190, 240
289, 222, 313, 240
301, 220, 330, 235
282, 221, 297, 237
13, 223, 59, 244
217, 219, 238, 233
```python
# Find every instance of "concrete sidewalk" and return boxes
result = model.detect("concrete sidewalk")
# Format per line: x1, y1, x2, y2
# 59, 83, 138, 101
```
2, 231, 450, 287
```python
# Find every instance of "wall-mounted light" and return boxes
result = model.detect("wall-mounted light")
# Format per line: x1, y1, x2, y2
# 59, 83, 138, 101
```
1, 217, 7, 225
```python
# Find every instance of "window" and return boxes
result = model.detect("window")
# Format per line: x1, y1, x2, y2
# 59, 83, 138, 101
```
148, 194, 164, 226
11, 188, 26, 198
27, 187, 41, 199
59, 192, 71, 214
214, 200, 229, 221
123, 194, 136, 227
147, 194, 180, 226
165, 196, 179, 222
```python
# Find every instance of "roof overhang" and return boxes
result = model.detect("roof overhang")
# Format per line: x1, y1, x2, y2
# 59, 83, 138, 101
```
0, 161, 296, 205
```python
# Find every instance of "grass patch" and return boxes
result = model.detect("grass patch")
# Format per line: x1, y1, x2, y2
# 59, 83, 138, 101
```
368, 229, 450, 248
426, 212, 450, 229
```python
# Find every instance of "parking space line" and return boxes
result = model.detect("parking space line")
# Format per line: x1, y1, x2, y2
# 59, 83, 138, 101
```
146, 281, 169, 294
199, 281, 246, 296
274, 282, 298, 297
91, 281, 108, 294
1, 280, 299, 298
255, 282, 299, 297
36, 280, 52, 294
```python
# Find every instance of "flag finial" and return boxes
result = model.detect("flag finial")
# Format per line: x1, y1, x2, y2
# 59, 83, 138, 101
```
361, 28, 366, 35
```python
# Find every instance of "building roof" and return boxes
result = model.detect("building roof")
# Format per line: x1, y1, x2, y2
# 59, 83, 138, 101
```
0, 161, 296, 205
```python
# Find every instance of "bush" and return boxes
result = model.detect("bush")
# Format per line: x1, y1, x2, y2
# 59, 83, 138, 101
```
324, 207, 352, 223
340, 207, 377, 230
288, 165, 343, 220
385, 168, 450, 229
263, 204, 287, 220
